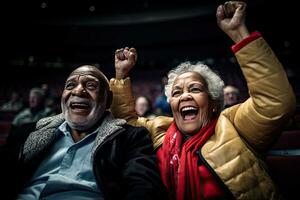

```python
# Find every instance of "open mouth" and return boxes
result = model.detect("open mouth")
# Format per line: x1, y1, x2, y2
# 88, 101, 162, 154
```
70, 102, 90, 112
180, 106, 199, 121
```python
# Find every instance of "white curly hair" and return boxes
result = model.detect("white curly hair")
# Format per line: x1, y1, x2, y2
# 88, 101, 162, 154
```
165, 61, 224, 114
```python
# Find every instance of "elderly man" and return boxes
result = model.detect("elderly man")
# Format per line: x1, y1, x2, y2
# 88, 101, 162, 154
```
12, 87, 55, 127
223, 85, 240, 108
0, 65, 166, 200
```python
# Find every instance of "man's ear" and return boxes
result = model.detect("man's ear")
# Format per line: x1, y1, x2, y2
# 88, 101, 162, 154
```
106, 90, 113, 109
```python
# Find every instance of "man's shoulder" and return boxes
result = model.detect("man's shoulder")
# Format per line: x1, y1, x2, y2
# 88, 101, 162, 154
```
15, 108, 31, 117
120, 123, 151, 140
35, 114, 64, 130
12, 109, 31, 125
122, 123, 147, 132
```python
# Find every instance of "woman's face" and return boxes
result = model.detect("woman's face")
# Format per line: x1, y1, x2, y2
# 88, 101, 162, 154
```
135, 96, 150, 117
169, 72, 213, 135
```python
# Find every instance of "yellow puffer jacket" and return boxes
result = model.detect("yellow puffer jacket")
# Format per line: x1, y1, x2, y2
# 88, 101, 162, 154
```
110, 37, 296, 200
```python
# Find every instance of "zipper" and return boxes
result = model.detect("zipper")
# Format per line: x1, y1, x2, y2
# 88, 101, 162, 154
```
197, 148, 236, 200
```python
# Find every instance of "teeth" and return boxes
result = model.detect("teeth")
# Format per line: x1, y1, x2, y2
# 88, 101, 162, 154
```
72, 103, 87, 106
70, 102, 89, 108
181, 107, 197, 112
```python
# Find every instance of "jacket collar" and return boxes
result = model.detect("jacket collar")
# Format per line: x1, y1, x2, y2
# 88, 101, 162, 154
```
22, 112, 126, 163
91, 111, 126, 160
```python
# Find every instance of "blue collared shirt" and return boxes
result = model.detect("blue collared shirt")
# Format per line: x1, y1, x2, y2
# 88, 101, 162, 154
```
17, 121, 103, 200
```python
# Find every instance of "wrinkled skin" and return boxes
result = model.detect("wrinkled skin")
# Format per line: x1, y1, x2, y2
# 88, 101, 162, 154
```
169, 72, 214, 135
61, 65, 111, 133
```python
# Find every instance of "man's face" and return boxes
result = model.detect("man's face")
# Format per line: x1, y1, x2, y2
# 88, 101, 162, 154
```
61, 66, 109, 131
223, 86, 239, 106
29, 91, 43, 109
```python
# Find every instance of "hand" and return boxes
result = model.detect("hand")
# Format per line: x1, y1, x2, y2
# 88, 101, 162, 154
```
115, 47, 137, 80
216, 1, 249, 43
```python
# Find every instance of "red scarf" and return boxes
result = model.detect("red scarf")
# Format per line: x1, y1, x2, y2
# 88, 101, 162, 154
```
157, 118, 222, 200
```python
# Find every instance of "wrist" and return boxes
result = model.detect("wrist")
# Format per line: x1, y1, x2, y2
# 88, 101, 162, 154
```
115, 70, 128, 80
230, 25, 250, 43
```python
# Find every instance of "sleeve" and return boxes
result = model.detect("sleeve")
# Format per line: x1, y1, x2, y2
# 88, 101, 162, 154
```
110, 78, 173, 149
223, 34, 296, 152
121, 125, 167, 200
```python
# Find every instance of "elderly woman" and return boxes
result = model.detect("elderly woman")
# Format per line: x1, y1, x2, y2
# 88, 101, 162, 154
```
110, 1, 295, 200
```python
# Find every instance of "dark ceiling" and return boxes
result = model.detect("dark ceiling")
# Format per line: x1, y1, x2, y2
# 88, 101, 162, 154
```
3, 0, 299, 75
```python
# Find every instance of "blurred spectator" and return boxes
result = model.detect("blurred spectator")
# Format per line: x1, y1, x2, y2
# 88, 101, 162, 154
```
135, 96, 156, 119
41, 83, 55, 108
0, 91, 23, 112
12, 87, 55, 126
154, 76, 172, 116
223, 85, 240, 109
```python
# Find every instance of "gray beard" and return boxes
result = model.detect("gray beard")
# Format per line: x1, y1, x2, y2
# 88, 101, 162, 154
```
66, 120, 89, 131
64, 113, 98, 131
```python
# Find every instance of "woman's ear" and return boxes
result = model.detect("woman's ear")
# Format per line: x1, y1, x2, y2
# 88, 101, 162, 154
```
209, 99, 218, 116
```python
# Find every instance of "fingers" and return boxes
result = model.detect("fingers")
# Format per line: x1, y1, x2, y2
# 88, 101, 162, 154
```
115, 47, 137, 62
216, 5, 225, 24
234, 2, 246, 17
223, 1, 246, 18
231, 2, 246, 25
115, 48, 125, 61
123, 47, 130, 58
129, 48, 138, 62
224, 2, 233, 18
237, 1, 246, 11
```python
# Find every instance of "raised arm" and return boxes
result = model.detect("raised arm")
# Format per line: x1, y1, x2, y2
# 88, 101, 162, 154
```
110, 47, 172, 149
111, 47, 140, 124
217, 1, 296, 152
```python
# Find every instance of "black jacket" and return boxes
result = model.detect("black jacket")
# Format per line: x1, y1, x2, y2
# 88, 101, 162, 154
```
0, 112, 166, 200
